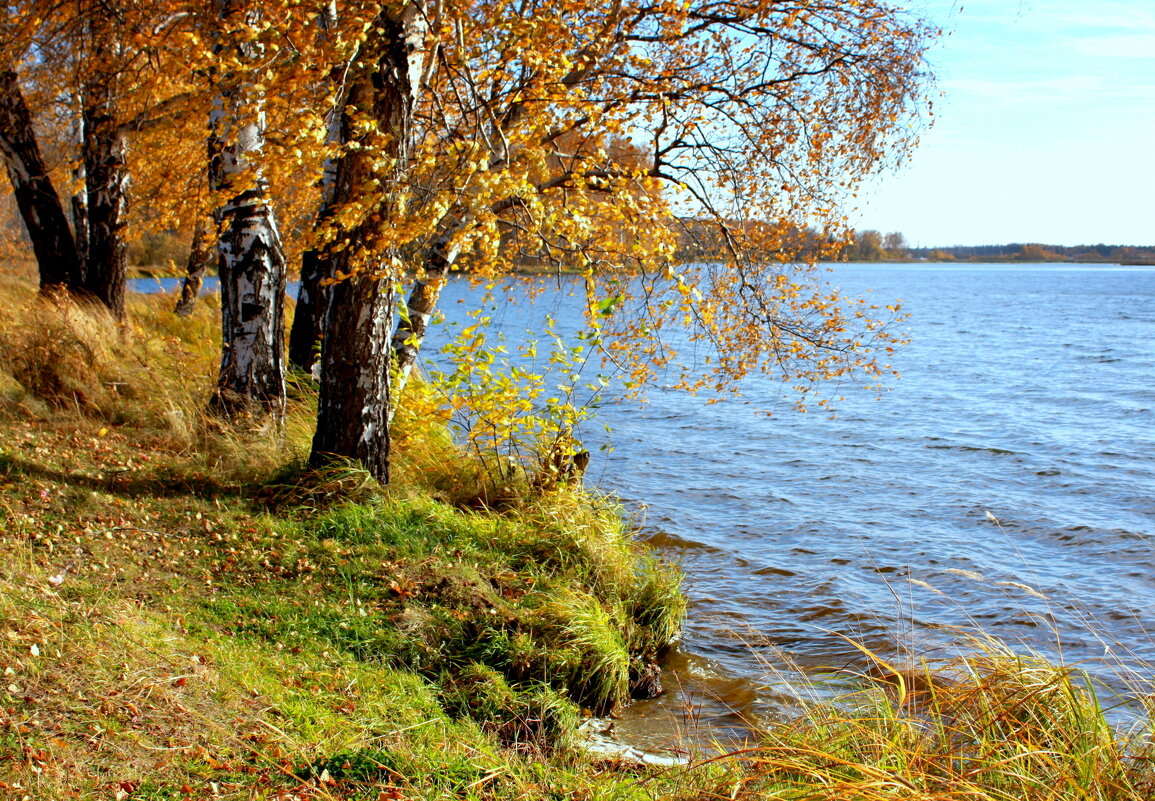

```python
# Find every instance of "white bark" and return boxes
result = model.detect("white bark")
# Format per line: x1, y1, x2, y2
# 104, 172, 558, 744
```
209, 0, 287, 417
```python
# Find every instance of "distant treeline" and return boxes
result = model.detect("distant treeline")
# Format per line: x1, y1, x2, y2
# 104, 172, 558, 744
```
675, 223, 1155, 264
905, 242, 1155, 264
845, 230, 1155, 264
673, 223, 1155, 265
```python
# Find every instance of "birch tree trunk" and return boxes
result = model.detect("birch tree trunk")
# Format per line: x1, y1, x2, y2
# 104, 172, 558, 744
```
288, 247, 329, 375
288, 107, 341, 375
310, 2, 429, 482
81, 67, 129, 319
288, 2, 342, 376
208, 0, 287, 419
388, 221, 465, 418
70, 165, 88, 273
74, 6, 133, 319
70, 108, 88, 272
0, 69, 83, 293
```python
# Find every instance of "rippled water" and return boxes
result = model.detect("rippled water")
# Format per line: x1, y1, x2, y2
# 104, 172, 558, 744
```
136, 264, 1155, 746
570, 264, 1155, 747
434, 263, 1155, 746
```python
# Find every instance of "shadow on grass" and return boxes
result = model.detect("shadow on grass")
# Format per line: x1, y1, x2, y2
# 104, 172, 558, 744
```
1, 452, 247, 500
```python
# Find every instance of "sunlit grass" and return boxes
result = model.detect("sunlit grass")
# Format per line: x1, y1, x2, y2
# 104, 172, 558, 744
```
733, 637, 1155, 800
0, 271, 695, 798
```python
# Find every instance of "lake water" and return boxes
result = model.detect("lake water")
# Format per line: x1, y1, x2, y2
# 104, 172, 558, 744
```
136, 264, 1155, 747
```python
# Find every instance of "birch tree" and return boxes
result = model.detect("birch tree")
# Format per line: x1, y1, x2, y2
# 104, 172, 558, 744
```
309, 1, 432, 481
379, 0, 936, 417
0, 1, 205, 313
0, 0, 935, 484
294, 0, 933, 479
207, 0, 288, 418
78, 4, 129, 318
0, 67, 84, 293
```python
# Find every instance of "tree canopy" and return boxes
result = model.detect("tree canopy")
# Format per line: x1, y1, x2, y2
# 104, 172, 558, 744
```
0, 0, 936, 481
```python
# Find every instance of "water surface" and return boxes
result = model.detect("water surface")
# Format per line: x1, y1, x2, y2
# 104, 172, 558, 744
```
432, 264, 1155, 746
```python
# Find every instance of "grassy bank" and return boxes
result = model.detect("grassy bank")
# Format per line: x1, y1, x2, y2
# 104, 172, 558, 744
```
1, 271, 1154, 800
0, 274, 701, 799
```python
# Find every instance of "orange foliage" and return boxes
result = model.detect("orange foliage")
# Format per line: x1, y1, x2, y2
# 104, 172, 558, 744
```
2, 0, 935, 411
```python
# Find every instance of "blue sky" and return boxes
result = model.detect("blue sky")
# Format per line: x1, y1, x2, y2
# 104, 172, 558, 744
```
852, 0, 1155, 247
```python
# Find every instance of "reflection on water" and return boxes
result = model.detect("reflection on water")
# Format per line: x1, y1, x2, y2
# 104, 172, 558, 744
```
133, 264, 1155, 748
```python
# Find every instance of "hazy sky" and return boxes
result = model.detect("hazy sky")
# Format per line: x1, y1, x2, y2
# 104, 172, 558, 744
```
852, 0, 1155, 247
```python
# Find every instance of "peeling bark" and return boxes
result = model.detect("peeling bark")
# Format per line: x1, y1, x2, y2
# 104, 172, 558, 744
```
208, 0, 287, 419
81, 15, 129, 320
0, 69, 83, 292
81, 73, 129, 318
211, 189, 287, 417
311, 273, 394, 480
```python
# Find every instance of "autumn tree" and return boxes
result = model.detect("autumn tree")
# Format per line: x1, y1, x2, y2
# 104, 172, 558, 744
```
846, 229, 885, 261
0, 66, 84, 292
286, 2, 342, 376
0, 0, 934, 483
883, 231, 907, 258
283, 1, 935, 464
0, 2, 210, 314
318, 0, 931, 480
76, 3, 131, 317
402, 0, 933, 440
307, 2, 432, 479
0, 10, 85, 294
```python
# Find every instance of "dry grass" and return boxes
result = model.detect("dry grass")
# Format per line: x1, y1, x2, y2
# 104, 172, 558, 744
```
730, 636, 1155, 800
0, 273, 313, 485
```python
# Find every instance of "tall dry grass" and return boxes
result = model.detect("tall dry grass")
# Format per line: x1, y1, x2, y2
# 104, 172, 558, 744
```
0, 274, 313, 481
714, 633, 1155, 800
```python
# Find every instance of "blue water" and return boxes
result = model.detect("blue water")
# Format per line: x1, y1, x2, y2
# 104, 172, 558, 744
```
137, 264, 1155, 740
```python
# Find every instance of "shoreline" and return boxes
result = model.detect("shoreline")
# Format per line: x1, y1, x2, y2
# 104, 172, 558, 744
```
2, 271, 1154, 799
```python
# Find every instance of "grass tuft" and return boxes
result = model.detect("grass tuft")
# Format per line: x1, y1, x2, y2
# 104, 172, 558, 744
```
736, 637, 1155, 800
0, 292, 123, 414
261, 458, 383, 511
441, 663, 580, 751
